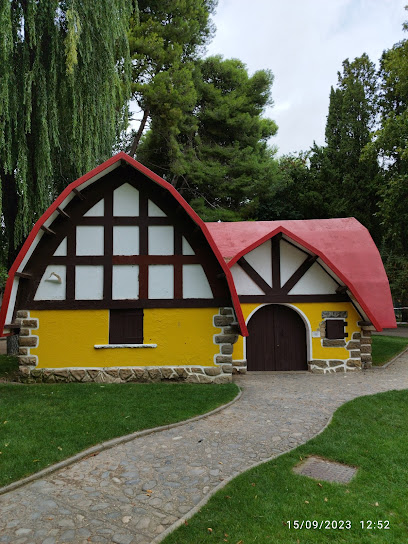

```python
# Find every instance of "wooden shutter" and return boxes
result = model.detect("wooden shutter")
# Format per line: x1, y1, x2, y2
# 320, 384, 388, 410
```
326, 319, 346, 339
109, 309, 144, 344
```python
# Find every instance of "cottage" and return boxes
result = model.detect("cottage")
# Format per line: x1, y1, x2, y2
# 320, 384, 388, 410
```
0, 153, 396, 381
207, 220, 396, 373
0, 153, 246, 383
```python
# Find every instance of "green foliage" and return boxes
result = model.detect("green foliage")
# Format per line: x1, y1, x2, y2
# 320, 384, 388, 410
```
373, 10, 408, 302
309, 54, 381, 241
381, 248, 408, 305
257, 152, 327, 221
0, 267, 8, 292
0, 354, 19, 380
128, 0, 216, 156
373, 24, 408, 173
138, 55, 279, 220
65, 8, 82, 75
0, 0, 132, 266
188, 198, 243, 222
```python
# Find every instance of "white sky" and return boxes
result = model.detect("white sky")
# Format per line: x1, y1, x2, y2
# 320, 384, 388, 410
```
206, 0, 407, 156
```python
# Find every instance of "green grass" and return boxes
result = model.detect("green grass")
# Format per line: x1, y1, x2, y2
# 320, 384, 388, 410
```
372, 335, 408, 366
0, 354, 20, 380
164, 389, 408, 544
0, 378, 239, 487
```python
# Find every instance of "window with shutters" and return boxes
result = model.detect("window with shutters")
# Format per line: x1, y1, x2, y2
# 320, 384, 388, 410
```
325, 319, 347, 340
109, 309, 143, 344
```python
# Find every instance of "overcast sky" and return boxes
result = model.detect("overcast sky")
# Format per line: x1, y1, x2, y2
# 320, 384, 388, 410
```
206, 0, 407, 156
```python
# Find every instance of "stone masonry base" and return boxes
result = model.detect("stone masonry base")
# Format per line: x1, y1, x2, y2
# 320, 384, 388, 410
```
19, 366, 232, 384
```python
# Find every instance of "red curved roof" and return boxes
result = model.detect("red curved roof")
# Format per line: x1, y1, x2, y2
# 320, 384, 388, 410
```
206, 218, 396, 331
0, 153, 247, 336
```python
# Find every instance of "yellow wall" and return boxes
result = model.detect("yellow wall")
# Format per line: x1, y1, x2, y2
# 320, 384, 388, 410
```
30, 308, 221, 368
234, 302, 361, 361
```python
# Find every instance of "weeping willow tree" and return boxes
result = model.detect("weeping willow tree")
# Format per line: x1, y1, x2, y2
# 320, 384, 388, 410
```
0, 0, 133, 268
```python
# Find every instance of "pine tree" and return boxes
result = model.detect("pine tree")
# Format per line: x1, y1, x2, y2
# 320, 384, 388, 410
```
138, 56, 278, 220
310, 54, 381, 241
128, 0, 216, 157
374, 9, 408, 303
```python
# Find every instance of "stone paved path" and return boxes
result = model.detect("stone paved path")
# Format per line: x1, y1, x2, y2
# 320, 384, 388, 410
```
1, 353, 408, 544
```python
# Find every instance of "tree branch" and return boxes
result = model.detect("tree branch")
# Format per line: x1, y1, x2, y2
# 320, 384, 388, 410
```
129, 107, 150, 157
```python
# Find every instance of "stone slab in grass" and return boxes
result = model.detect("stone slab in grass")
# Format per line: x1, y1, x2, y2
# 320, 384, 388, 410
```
293, 456, 357, 483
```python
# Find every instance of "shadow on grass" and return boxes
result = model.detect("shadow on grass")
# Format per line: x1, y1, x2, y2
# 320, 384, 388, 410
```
0, 354, 20, 381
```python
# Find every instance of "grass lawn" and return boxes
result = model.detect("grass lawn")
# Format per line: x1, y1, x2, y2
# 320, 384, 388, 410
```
0, 358, 239, 488
164, 389, 408, 543
372, 335, 408, 366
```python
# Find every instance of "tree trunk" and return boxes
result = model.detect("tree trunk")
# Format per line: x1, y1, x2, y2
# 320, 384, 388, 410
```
1, 170, 19, 268
129, 107, 150, 157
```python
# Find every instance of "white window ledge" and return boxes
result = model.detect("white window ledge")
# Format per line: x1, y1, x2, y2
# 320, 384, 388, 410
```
94, 344, 157, 349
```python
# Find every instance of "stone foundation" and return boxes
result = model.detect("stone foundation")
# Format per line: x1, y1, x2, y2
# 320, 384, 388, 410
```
232, 359, 247, 374
19, 365, 232, 384
308, 358, 361, 374
359, 325, 373, 369
15, 310, 39, 367
213, 307, 240, 374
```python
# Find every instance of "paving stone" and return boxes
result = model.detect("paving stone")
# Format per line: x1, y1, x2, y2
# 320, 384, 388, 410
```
1, 352, 408, 543
15, 529, 31, 536
77, 528, 92, 538
59, 529, 76, 542
141, 481, 157, 491
135, 516, 152, 530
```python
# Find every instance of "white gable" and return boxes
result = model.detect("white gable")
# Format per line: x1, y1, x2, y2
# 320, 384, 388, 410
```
53, 238, 67, 257
75, 266, 104, 300
112, 265, 139, 299
183, 265, 213, 298
76, 226, 104, 256
289, 262, 339, 295
148, 200, 166, 217
113, 226, 139, 255
230, 263, 264, 295
149, 265, 174, 298
84, 199, 104, 217
280, 240, 308, 286
148, 226, 174, 255
113, 183, 139, 216
245, 240, 272, 286
34, 265, 66, 300
182, 237, 195, 255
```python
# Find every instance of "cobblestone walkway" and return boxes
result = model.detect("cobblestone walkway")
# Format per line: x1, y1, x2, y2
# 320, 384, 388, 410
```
1, 353, 408, 544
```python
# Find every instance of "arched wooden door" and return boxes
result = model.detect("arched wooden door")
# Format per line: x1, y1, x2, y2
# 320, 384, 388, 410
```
247, 305, 308, 371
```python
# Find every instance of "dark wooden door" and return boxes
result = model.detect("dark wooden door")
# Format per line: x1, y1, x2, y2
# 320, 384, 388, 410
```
247, 305, 307, 371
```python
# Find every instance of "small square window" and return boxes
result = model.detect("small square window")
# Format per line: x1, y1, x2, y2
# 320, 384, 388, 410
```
109, 309, 143, 344
326, 319, 346, 340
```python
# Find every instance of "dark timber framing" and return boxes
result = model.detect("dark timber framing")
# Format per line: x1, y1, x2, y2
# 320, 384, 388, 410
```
16, 165, 230, 311
236, 234, 350, 304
